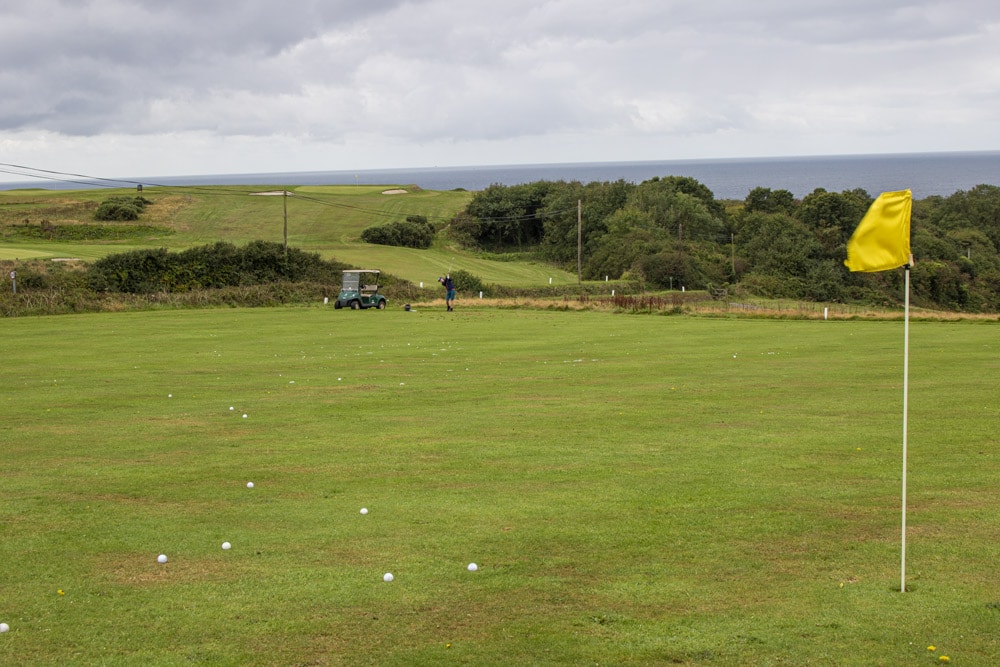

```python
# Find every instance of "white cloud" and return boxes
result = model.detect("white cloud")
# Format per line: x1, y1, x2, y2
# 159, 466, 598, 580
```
1, 0, 999, 180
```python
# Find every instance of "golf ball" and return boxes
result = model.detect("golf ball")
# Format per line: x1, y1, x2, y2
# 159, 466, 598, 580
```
168, 394, 172, 398
0, 622, 9, 633
242, 414, 248, 419
229, 406, 234, 411
383, 573, 394, 582
247, 482, 254, 488
468, 563, 478, 571
157, 554, 168, 564
222, 542, 231, 550
360, 508, 368, 515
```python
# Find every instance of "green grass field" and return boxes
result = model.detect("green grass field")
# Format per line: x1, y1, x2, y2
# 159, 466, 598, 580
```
0, 185, 577, 286
2, 307, 998, 665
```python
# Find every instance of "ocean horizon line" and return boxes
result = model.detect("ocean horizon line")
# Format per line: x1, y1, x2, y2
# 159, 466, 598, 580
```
2, 149, 999, 199
97, 148, 1000, 184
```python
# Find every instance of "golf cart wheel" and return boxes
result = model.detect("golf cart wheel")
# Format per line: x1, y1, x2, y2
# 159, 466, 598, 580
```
334, 301, 342, 309
376, 300, 386, 310
350, 300, 361, 310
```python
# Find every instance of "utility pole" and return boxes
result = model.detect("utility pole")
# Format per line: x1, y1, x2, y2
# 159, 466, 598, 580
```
577, 199, 582, 287
731, 233, 736, 278
283, 190, 288, 257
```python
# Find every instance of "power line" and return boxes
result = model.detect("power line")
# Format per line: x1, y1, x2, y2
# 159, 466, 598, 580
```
0, 165, 124, 189
1, 161, 575, 226
0, 162, 282, 197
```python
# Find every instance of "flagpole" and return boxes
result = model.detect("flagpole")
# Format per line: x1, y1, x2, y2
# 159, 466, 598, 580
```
900, 257, 912, 592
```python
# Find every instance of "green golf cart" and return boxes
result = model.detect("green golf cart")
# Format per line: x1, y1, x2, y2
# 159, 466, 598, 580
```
334, 269, 387, 310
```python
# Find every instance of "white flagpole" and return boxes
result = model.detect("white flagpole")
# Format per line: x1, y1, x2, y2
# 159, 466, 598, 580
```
900, 257, 913, 592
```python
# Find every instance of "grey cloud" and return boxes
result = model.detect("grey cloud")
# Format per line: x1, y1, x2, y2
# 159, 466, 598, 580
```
0, 0, 417, 134
1, 0, 999, 164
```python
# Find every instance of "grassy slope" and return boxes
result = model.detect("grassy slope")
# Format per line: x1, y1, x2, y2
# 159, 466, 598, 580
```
0, 185, 578, 286
2, 309, 997, 665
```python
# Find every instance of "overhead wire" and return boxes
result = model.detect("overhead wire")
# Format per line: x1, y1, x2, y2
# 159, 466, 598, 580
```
1, 161, 572, 225
0, 165, 125, 189
0, 162, 285, 197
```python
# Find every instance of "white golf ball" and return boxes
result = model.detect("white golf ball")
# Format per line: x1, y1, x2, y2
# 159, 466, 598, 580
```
0, 622, 9, 633
242, 414, 248, 419
222, 542, 231, 550
360, 508, 368, 515
229, 406, 234, 411
157, 554, 168, 564
383, 572, 394, 582
168, 394, 172, 398
467, 563, 478, 571
247, 482, 254, 488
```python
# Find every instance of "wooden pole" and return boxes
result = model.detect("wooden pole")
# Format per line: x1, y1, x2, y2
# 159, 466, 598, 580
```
731, 233, 736, 278
577, 199, 582, 287
283, 190, 288, 257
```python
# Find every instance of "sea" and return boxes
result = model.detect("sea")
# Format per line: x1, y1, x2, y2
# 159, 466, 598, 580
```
3, 151, 1000, 200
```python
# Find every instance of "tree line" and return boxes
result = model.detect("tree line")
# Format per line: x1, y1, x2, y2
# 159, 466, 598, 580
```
450, 177, 1000, 312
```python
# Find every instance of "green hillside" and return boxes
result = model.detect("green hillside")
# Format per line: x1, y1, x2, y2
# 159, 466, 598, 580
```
0, 184, 578, 286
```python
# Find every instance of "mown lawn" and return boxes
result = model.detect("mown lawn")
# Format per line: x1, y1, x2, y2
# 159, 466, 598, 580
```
1, 308, 998, 665
1, 185, 580, 287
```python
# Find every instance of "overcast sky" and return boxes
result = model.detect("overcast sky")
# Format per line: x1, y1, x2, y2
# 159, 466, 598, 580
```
1, 0, 998, 182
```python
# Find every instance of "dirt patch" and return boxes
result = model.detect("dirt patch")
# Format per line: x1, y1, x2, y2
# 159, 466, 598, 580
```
100, 552, 236, 586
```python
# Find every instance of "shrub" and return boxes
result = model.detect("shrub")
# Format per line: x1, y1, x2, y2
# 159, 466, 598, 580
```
361, 218, 435, 249
448, 269, 484, 293
94, 196, 151, 222
86, 241, 347, 294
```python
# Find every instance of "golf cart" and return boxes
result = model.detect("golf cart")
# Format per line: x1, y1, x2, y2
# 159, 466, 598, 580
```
334, 269, 387, 310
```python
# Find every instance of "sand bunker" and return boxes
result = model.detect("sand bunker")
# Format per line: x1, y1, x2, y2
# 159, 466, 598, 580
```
381, 189, 407, 195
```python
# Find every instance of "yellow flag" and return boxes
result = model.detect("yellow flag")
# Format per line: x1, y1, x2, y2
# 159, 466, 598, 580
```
844, 190, 912, 272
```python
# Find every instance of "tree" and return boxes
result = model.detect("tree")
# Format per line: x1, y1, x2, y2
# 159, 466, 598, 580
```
629, 176, 725, 237
795, 188, 871, 259
584, 207, 666, 280
744, 187, 796, 215
466, 182, 550, 249
539, 180, 631, 264
927, 184, 1000, 251
737, 211, 822, 280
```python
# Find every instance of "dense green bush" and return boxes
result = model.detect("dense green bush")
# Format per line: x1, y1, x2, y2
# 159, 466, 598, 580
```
361, 216, 435, 249
86, 241, 347, 294
94, 195, 151, 222
448, 269, 484, 293
6, 221, 169, 240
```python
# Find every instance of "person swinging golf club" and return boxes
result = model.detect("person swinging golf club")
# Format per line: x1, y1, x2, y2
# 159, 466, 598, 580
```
438, 274, 456, 311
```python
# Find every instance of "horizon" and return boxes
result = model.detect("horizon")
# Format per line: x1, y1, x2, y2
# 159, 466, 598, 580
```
4, 2, 999, 191
3, 149, 1000, 192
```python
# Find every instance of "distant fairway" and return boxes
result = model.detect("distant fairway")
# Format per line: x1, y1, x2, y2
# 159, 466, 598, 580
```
0, 184, 578, 287
2, 308, 998, 664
